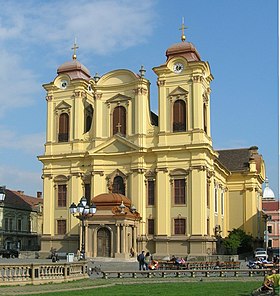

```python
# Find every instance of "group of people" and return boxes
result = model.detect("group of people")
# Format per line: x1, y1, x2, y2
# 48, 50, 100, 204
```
137, 251, 159, 270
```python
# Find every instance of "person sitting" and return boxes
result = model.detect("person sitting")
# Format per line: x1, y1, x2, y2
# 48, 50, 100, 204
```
148, 259, 159, 270
264, 269, 280, 295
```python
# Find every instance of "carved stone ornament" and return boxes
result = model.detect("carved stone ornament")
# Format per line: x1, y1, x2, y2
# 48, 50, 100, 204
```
93, 93, 103, 100
157, 80, 166, 86
46, 95, 53, 101
192, 75, 203, 83
134, 87, 148, 95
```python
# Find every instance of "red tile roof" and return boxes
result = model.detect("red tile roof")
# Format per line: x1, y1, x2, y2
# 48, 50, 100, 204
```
262, 201, 280, 211
3, 189, 43, 211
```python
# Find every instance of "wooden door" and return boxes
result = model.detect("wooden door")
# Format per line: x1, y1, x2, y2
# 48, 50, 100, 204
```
97, 228, 111, 257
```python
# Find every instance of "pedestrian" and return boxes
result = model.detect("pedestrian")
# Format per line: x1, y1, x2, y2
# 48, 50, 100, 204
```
137, 251, 145, 270
144, 252, 151, 270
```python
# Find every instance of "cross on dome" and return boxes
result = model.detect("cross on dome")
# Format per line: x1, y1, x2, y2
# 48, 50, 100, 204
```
179, 17, 188, 42
71, 38, 79, 60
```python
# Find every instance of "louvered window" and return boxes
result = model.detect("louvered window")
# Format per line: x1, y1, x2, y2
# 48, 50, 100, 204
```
173, 100, 186, 132
58, 113, 69, 142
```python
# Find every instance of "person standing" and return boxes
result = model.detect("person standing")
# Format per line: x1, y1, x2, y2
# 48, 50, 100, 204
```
144, 252, 151, 270
137, 251, 145, 270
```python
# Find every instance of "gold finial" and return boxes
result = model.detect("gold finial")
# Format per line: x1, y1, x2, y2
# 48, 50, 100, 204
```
179, 17, 188, 42
71, 37, 79, 60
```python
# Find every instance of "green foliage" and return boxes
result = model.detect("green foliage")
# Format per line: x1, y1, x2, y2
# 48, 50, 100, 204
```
222, 228, 253, 254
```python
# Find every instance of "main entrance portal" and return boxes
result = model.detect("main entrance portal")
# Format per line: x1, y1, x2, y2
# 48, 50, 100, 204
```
97, 228, 111, 257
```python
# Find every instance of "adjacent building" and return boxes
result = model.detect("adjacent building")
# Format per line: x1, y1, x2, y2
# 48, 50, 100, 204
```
0, 188, 43, 252
262, 178, 279, 249
38, 30, 265, 258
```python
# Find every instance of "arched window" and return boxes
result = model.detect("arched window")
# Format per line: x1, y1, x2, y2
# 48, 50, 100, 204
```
173, 100, 186, 132
58, 113, 69, 142
203, 103, 207, 133
85, 105, 93, 133
112, 176, 125, 195
113, 106, 126, 136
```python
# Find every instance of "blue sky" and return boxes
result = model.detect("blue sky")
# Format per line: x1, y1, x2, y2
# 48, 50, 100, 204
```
0, 0, 278, 197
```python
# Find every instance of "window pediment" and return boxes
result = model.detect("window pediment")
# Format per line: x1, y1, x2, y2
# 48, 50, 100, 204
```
54, 175, 69, 182
169, 86, 188, 98
55, 100, 71, 111
170, 168, 188, 177
106, 94, 131, 104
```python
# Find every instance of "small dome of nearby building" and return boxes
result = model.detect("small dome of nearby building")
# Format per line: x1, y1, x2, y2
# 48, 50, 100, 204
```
263, 177, 275, 200
92, 192, 131, 207
57, 59, 91, 80
166, 41, 201, 62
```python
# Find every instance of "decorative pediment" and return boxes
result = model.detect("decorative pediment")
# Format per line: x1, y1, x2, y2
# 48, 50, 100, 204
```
168, 86, 188, 97
55, 100, 71, 110
170, 168, 188, 177
89, 135, 139, 155
106, 93, 132, 104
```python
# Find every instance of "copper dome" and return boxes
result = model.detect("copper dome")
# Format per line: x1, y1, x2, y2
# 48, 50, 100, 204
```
166, 41, 201, 62
92, 192, 131, 207
57, 60, 91, 80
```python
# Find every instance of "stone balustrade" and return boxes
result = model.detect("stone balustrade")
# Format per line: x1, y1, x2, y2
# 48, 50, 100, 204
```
101, 268, 271, 279
0, 261, 88, 285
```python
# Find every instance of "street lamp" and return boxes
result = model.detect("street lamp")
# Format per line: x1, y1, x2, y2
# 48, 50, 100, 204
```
0, 186, 6, 202
69, 197, 96, 260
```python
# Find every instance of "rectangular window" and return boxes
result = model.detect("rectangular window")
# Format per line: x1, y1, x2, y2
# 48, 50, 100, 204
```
174, 179, 185, 204
147, 180, 155, 206
207, 181, 210, 208
57, 220, 66, 235
174, 218, 186, 235
17, 219, 22, 232
148, 219, 155, 235
9, 218, 13, 231
221, 191, 224, 215
214, 187, 218, 213
58, 184, 67, 207
4, 218, 8, 230
268, 225, 272, 233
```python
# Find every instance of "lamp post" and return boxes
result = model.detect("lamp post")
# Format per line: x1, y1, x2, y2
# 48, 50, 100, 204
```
69, 197, 96, 260
0, 186, 6, 202
0, 186, 6, 250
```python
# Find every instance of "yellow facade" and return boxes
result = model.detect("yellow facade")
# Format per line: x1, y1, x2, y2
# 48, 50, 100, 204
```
38, 37, 265, 258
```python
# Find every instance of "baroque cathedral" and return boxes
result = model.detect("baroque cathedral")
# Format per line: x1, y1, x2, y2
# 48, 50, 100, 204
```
38, 27, 265, 258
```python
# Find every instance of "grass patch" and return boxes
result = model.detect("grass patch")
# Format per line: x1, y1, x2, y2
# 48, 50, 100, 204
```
22, 281, 260, 296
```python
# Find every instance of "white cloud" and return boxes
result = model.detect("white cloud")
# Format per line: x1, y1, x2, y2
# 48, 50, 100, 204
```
0, 0, 156, 55
0, 50, 40, 116
0, 165, 42, 196
0, 126, 44, 155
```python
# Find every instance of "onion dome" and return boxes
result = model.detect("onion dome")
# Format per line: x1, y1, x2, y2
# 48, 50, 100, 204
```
166, 41, 201, 62
57, 39, 91, 80
57, 60, 91, 80
263, 177, 276, 200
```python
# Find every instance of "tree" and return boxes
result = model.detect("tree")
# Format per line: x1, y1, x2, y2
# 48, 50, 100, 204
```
222, 228, 253, 255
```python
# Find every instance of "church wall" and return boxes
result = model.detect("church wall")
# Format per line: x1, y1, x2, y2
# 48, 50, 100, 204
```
39, 38, 265, 258
227, 191, 244, 231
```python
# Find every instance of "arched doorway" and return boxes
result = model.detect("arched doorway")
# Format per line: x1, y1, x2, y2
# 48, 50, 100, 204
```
97, 227, 111, 257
